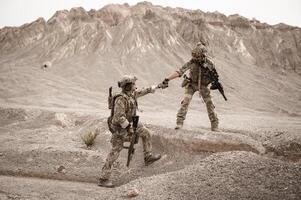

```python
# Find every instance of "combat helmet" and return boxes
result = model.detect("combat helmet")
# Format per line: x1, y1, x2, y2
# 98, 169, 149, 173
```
191, 42, 207, 58
118, 75, 137, 88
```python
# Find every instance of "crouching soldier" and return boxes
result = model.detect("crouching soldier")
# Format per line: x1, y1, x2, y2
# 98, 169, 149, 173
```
98, 75, 161, 188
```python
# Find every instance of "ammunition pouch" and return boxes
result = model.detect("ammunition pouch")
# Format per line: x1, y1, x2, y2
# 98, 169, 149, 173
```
181, 74, 192, 88
107, 116, 123, 134
107, 117, 129, 137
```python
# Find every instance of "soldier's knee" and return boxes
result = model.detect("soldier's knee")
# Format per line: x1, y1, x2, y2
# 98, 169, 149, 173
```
181, 94, 192, 105
137, 126, 151, 138
209, 111, 218, 119
200, 87, 211, 99
110, 142, 123, 155
109, 148, 121, 158
206, 103, 216, 112
203, 97, 212, 104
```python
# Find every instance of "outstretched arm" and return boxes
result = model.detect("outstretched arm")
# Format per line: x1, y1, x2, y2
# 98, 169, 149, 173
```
165, 71, 181, 81
161, 61, 192, 88
135, 85, 157, 98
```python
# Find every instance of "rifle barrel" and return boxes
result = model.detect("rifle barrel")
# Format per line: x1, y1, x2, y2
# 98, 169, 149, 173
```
126, 115, 140, 167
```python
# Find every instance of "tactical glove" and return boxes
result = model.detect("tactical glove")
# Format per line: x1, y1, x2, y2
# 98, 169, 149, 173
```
159, 78, 169, 89
126, 123, 134, 134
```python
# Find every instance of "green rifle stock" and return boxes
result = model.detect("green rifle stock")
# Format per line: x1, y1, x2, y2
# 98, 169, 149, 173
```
126, 115, 139, 167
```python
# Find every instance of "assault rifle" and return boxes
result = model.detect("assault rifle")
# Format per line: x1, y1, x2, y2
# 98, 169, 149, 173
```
126, 115, 140, 167
207, 68, 227, 101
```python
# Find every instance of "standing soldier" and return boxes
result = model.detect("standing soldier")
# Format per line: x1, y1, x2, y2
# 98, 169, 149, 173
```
98, 75, 161, 188
161, 42, 220, 131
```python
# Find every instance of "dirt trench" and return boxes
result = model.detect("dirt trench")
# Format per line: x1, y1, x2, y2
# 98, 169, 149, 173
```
0, 108, 299, 188
0, 125, 265, 187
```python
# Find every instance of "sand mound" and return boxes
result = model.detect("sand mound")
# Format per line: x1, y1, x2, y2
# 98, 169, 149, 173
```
0, 107, 28, 126
120, 151, 301, 200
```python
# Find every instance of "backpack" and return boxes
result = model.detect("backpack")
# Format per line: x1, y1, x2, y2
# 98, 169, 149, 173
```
107, 87, 129, 133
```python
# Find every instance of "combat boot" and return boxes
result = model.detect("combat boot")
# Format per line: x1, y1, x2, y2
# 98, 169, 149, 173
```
97, 178, 115, 188
144, 154, 161, 166
211, 121, 219, 132
175, 123, 183, 130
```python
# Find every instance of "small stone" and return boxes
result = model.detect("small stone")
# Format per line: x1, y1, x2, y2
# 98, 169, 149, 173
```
127, 188, 139, 197
57, 165, 66, 173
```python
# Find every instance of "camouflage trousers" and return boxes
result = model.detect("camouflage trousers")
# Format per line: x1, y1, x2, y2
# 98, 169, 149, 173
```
100, 123, 152, 180
176, 84, 218, 126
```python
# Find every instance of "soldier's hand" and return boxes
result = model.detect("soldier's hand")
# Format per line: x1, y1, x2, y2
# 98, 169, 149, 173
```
126, 124, 134, 134
210, 82, 219, 90
159, 78, 169, 89
150, 85, 157, 93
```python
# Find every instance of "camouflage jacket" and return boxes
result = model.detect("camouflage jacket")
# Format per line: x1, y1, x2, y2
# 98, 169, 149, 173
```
111, 87, 154, 130
176, 56, 215, 87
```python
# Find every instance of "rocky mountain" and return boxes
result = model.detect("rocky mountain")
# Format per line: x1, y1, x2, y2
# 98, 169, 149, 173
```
0, 1, 300, 116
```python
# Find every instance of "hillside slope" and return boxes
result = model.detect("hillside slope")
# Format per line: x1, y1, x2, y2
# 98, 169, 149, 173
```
0, 1, 300, 116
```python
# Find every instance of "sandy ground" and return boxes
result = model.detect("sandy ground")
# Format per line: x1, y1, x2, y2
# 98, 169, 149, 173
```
0, 106, 300, 199
0, 152, 300, 200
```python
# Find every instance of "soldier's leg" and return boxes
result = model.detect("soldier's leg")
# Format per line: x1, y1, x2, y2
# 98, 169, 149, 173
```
136, 123, 152, 158
199, 86, 219, 131
176, 86, 195, 127
136, 123, 161, 165
99, 135, 124, 180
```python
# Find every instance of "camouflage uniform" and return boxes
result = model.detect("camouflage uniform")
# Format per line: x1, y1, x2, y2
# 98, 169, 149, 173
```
100, 87, 155, 180
176, 55, 219, 129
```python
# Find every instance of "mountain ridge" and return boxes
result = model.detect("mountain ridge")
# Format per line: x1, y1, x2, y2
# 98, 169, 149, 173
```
0, 2, 300, 72
0, 1, 300, 116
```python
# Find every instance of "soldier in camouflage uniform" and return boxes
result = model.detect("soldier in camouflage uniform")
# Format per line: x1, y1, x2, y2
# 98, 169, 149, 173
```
98, 75, 161, 188
161, 42, 219, 131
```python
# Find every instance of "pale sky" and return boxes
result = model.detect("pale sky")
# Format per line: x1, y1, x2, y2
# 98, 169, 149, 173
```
0, 0, 300, 28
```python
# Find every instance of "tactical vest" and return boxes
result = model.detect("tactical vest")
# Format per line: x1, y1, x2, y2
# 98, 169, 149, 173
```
189, 60, 211, 86
107, 92, 137, 133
